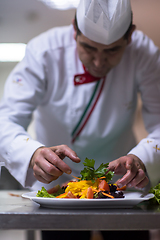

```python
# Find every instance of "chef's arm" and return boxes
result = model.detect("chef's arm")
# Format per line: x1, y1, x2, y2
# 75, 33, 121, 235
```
108, 32, 160, 189
0, 113, 45, 187
109, 125, 160, 189
0, 44, 47, 187
124, 31, 160, 187
128, 71, 160, 187
128, 130, 160, 187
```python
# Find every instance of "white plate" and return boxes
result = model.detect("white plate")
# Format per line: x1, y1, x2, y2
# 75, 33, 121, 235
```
22, 191, 154, 209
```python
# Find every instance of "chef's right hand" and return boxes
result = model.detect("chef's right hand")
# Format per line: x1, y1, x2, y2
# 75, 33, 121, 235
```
29, 145, 81, 184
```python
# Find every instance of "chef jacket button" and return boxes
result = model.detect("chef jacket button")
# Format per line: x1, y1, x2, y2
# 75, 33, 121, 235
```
75, 77, 80, 82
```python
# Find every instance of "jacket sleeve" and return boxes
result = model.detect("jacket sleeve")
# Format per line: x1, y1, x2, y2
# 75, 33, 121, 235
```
0, 44, 46, 187
128, 32, 160, 187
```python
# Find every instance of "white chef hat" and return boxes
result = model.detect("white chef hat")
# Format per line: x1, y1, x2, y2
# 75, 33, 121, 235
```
76, 0, 132, 45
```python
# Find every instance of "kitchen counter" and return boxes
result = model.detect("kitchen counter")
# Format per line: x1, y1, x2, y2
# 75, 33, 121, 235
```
0, 190, 160, 230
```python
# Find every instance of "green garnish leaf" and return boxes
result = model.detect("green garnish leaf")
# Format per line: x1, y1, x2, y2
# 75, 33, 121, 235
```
105, 170, 114, 182
36, 186, 64, 198
149, 183, 160, 205
80, 158, 114, 182
80, 158, 95, 181
83, 158, 95, 169
95, 163, 109, 176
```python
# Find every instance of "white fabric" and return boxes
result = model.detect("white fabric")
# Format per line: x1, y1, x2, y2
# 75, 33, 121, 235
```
0, 25, 160, 190
77, 0, 132, 44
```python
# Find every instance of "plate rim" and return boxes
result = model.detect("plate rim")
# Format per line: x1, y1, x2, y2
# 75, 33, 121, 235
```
22, 191, 154, 209
22, 191, 154, 202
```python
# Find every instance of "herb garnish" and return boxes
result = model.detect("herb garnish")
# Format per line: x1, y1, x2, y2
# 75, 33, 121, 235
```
80, 158, 114, 182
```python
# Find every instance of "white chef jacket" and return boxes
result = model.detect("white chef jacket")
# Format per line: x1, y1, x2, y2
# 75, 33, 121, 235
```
0, 25, 160, 189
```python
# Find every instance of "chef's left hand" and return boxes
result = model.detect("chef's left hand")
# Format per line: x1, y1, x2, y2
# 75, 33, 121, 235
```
108, 154, 149, 189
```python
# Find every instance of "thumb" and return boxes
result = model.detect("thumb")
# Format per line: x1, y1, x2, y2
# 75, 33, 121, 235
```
108, 161, 116, 172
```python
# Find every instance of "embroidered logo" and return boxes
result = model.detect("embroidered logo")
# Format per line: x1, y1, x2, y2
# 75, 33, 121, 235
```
13, 78, 23, 86
24, 138, 29, 142
153, 145, 160, 152
146, 141, 160, 152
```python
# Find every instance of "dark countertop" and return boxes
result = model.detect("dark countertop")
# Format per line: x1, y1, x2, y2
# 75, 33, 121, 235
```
0, 190, 160, 230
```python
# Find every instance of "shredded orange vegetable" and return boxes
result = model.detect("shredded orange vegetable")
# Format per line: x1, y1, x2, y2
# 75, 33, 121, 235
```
56, 178, 117, 199
99, 176, 107, 179
56, 192, 68, 198
99, 188, 106, 192
71, 175, 81, 180
101, 192, 114, 198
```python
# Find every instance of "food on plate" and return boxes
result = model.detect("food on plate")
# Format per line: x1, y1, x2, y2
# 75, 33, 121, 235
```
36, 158, 125, 199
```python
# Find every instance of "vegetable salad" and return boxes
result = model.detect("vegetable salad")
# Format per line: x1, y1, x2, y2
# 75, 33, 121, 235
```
36, 158, 125, 199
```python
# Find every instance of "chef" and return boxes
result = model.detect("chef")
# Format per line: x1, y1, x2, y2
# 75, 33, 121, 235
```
1, 0, 160, 239
0, 0, 160, 208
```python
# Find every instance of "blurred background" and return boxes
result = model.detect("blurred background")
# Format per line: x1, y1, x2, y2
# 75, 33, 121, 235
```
1, 0, 160, 143
0, 0, 160, 239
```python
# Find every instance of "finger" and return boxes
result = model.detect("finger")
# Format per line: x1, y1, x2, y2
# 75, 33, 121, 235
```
34, 172, 58, 184
51, 145, 81, 163
125, 157, 134, 170
108, 158, 128, 175
33, 152, 64, 177
108, 161, 116, 172
135, 176, 149, 189
108, 161, 123, 174
116, 164, 138, 188
117, 156, 134, 172
33, 162, 60, 183
127, 169, 149, 188
41, 148, 73, 175
37, 155, 64, 177
33, 173, 49, 184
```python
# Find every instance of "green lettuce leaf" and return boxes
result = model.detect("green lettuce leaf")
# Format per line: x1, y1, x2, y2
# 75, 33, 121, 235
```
149, 183, 160, 205
36, 186, 64, 198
